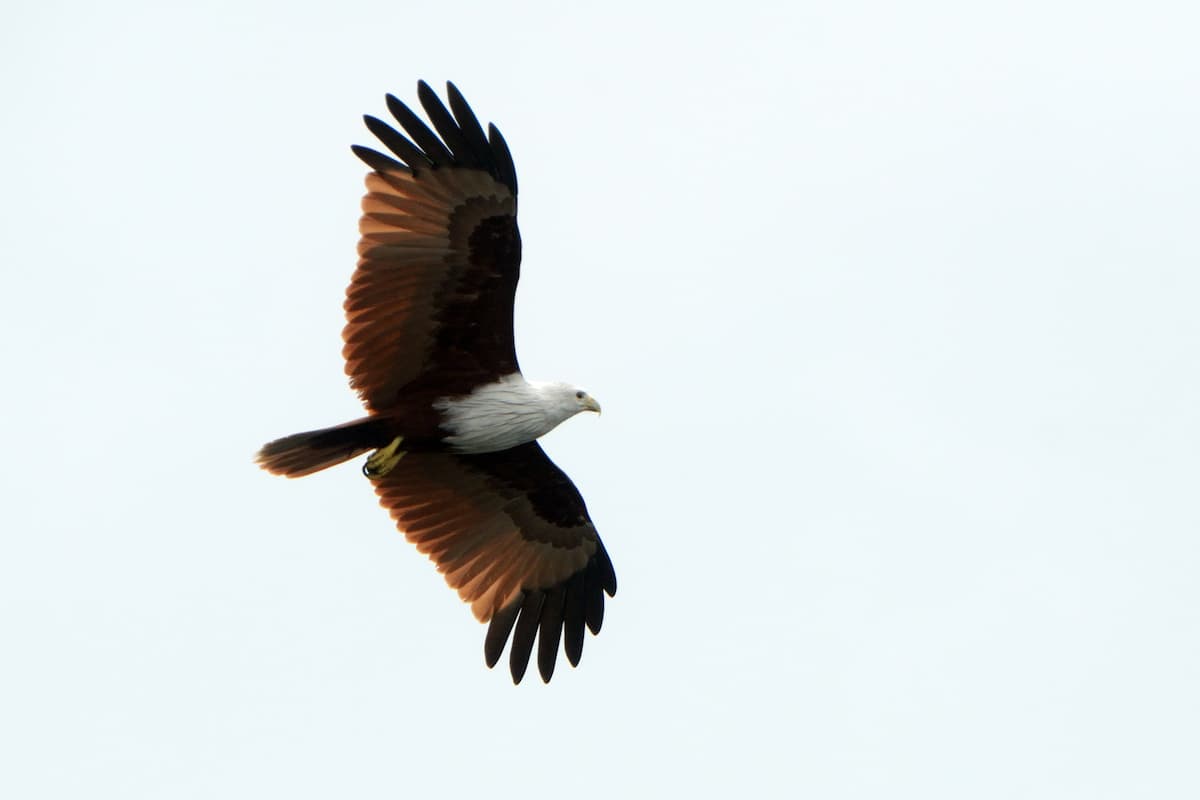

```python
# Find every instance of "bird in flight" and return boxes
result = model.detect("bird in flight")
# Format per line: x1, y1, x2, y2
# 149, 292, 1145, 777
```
256, 82, 615, 684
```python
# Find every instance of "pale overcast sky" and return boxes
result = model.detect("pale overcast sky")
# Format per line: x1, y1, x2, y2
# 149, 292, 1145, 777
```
3, 2, 1198, 798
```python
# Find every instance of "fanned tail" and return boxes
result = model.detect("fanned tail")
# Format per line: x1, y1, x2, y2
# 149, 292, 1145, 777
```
256, 416, 391, 478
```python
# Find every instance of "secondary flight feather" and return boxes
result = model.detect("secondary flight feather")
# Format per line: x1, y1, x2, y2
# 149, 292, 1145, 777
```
257, 82, 615, 684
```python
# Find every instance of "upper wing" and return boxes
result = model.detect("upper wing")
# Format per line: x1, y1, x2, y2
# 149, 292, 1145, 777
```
344, 81, 522, 411
373, 442, 617, 684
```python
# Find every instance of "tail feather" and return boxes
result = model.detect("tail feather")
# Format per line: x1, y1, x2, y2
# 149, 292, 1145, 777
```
256, 416, 391, 478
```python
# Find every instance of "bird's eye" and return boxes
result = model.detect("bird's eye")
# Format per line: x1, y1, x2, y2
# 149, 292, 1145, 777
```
575, 391, 585, 399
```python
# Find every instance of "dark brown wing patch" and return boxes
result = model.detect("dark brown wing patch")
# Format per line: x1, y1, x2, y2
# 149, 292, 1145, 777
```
373, 442, 616, 683
344, 83, 522, 410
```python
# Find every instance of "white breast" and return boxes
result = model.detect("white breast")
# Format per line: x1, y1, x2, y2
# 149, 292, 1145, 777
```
434, 374, 573, 454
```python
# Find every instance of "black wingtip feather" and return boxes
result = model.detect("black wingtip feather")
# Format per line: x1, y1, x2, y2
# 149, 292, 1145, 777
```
585, 593, 605, 636
363, 115, 429, 170
417, 81, 476, 168
562, 570, 587, 667
351, 144, 406, 173
597, 544, 618, 597
446, 82, 494, 172
487, 123, 518, 196
385, 92, 453, 166
484, 601, 522, 668
509, 590, 545, 684
536, 586, 567, 683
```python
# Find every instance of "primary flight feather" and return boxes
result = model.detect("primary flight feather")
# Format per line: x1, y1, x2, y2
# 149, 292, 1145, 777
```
257, 81, 615, 684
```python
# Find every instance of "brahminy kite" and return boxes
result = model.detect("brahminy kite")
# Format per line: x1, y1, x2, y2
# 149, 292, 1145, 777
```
257, 82, 615, 684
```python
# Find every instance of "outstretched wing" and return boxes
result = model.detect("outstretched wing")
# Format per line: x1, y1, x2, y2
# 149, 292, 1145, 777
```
373, 442, 617, 684
345, 81, 522, 411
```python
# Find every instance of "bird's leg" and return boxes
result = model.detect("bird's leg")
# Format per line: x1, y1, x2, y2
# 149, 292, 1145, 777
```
363, 436, 405, 478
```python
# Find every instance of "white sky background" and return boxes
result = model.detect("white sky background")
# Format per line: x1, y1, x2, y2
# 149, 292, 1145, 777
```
2, 1, 1198, 797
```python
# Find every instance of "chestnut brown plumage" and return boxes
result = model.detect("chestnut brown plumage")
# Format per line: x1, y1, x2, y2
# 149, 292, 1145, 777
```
256, 82, 614, 684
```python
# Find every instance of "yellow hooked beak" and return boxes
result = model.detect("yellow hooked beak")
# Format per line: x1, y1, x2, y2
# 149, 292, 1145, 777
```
584, 395, 602, 415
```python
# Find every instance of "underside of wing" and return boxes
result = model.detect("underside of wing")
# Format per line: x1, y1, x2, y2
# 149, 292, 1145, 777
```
344, 82, 523, 410
372, 442, 617, 684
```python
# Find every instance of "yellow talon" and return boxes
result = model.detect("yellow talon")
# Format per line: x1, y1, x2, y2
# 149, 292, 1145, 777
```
363, 436, 405, 478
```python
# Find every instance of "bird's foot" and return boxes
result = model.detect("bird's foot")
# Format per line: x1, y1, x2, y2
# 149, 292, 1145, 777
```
363, 436, 405, 478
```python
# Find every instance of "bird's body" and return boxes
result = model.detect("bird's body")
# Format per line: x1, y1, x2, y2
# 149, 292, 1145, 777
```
256, 82, 615, 684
